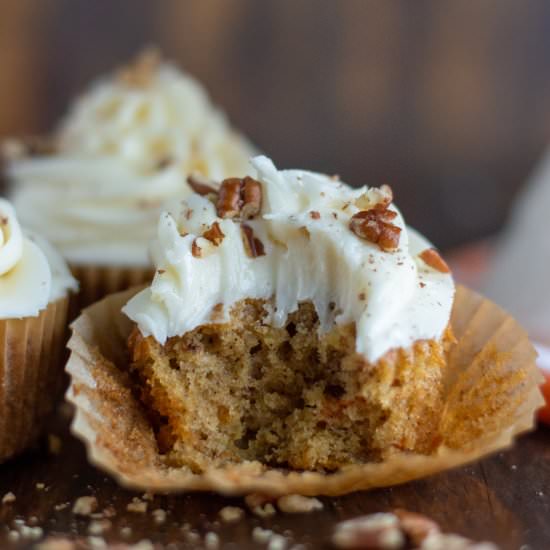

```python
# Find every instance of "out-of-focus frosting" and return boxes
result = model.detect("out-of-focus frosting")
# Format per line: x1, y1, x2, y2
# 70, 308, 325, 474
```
0, 199, 77, 319
123, 156, 455, 362
7, 52, 255, 267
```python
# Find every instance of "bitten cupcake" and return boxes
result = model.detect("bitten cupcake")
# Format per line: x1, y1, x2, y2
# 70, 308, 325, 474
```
122, 155, 456, 471
0, 198, 77, 463
4, 49, 255, 308
65, 157, 542, 495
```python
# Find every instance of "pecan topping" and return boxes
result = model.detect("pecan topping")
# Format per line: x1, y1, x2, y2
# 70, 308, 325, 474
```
419, 248, 451, 273
309, 211, 321, 220
202, 221, 225, 246
241, 177, 262, 219
217, 178, 243, 218
393, 509, 440, 546
191, 239, 202, 258
241, 224, 265, 258
216, 177, 262, 219
187, 174, 218, 196
350, 208, 401, 251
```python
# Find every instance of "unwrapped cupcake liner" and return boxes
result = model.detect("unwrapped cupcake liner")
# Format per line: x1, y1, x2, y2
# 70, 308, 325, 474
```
69, 263, 154, 315
0, 296, 70, 462
65, 286, 544, 496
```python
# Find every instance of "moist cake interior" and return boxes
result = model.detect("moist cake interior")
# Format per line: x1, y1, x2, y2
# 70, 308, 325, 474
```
128, 299, 450, 473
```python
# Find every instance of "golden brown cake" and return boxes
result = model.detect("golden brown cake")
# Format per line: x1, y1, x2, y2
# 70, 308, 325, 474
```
129, 300, 454, 472
122, 156, 456, 473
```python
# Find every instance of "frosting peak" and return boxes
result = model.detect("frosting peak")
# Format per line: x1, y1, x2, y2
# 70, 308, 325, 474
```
7, 53, 255, 267
0, 199, 77, 319
123, 156, 455, 362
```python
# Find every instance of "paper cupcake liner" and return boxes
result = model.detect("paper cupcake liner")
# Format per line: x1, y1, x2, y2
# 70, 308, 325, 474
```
69, 263, 154, 315
65, 286, 544, 496
0, 296, 70, 462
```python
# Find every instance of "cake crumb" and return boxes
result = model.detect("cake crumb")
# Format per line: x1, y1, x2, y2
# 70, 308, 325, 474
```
127, 497, 148, 513
267, 534, 288, 550
7, 531, 20, 542
72, 496, 98, 516
88, 519, 111, 536
252, 527, 273, 544
204, 532, 220, 549
184, 531, 200, 543
253, 502, 276, 518
277, 495, 323, 514
142, 492, 155, 501
219, 505, 245, 523
54, 502, 70, 511
120, 526, 133, 538
2, 491, 16, 504
19, 525, 43, 540
152, 508, 167, 524
36, 483, 46, 490
246, 494, 276, 517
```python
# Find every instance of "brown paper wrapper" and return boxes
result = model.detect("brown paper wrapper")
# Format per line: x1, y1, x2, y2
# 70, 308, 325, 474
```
0, 296, 70, 462
65, 286, 544, 496
69, 263, 154, 315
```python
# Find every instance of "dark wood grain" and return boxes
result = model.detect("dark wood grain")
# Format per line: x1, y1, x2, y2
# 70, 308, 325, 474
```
0, 409, 548, 549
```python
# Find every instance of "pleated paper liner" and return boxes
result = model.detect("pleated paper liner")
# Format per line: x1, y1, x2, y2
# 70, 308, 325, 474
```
65, 286, 544, 496
0, 296, 70, 463
69, 263, 154, 316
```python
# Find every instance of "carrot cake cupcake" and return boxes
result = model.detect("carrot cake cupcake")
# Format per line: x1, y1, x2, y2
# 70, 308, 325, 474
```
0, 198, 77, 462
4, 49, 255, 306
122, 155, 455, 472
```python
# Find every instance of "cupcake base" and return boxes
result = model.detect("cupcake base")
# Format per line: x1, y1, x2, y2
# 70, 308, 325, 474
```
0, 296, 70, 463
65, 286, 544, 495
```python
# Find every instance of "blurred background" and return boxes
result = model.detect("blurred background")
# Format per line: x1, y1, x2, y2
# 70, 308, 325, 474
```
2, 0, 550, 250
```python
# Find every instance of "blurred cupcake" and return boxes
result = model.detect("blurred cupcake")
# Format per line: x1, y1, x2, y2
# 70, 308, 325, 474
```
4, 49, 255, 308
0, 198, 77, 463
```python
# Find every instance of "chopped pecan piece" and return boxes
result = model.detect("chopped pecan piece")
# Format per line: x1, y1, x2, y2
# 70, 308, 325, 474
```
187, 174, 218, 196
217, 178, 243, 218
350, 208, 401, 251
241, 224, 265, 258
216, 177, 262, 219
393, 509, 440, 546
202, 221, 225, 246
419, 248, 451, 273
241, 177, 262, 219
310, 211, 321, 220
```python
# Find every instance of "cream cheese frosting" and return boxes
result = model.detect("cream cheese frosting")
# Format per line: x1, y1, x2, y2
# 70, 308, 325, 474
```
0, 199, 77, 319
123, 156, 455, 362
7, 52, 255, 267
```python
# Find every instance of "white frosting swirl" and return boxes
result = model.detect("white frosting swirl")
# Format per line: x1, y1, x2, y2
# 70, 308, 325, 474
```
7, 59, 255, 267
0, 199, 77, 319
123, 156, 455, 362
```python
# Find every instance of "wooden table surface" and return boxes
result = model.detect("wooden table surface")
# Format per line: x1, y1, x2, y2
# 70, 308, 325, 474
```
0, 408, 548, 550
